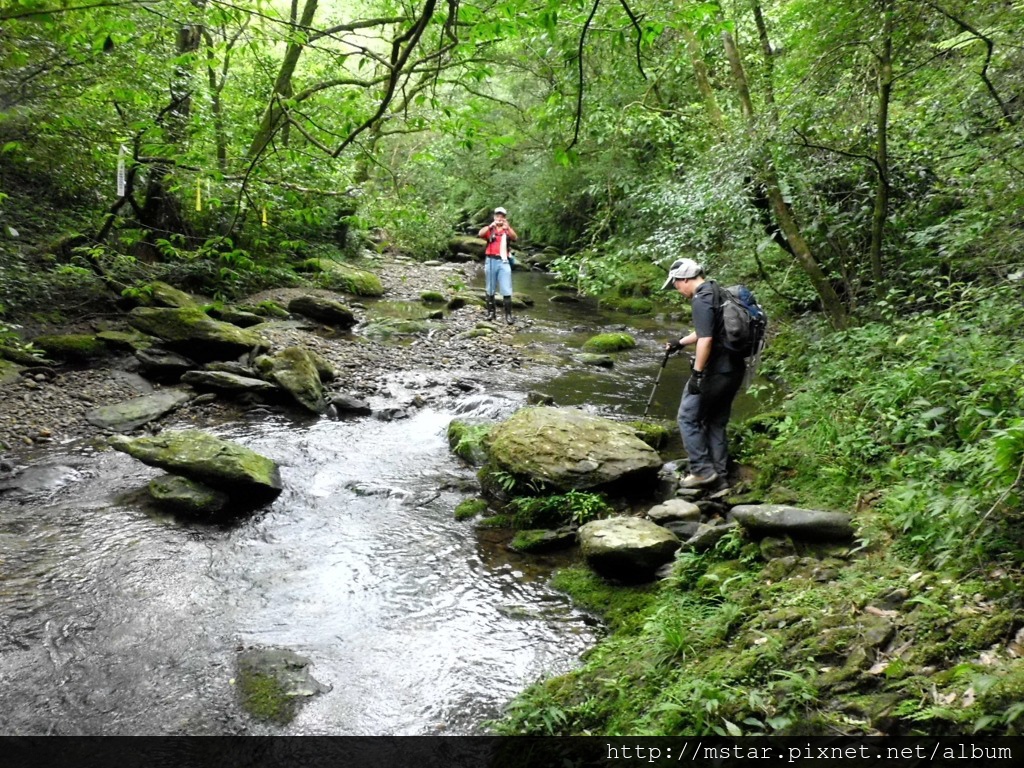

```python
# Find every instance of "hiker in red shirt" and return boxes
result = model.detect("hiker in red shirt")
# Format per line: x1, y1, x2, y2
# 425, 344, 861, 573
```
477, 207, 518, 323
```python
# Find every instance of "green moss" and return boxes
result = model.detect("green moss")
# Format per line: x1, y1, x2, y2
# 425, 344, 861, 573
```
297, 258, 384, 296
239, 300, 289, 319
599, 296, 654, 315
550, 566, 658, 632
32, 333, 107, 361
475, 513, 514, 528
237, 670, 294, 724
582, 332, 636, 353
420, 291, 446, 303
627, 420, 671, 449
454, 498, 488, 521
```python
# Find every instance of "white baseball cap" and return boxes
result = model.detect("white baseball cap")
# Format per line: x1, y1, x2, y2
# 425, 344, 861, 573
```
661, 258, 703, 289
494, 207, 507, 215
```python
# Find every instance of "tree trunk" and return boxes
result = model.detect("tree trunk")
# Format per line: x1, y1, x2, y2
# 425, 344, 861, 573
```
681, 25, 724, 130
722, 28, 848, 329
869, 0, 893, 294
247, 0, 319, 159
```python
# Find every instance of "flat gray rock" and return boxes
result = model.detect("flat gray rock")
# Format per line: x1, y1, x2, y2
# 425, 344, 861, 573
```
729, 504, 854, 541
86, 389, 192, 432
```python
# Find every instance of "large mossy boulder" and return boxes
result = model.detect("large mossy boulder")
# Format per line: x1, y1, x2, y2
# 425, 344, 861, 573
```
33, 333, 108, 362
287, 295, 357, 328
297, 259, 384, 297
254, 346, 325, 414
578, 516, 681, 581
109, 430, 283, 503
484, 406, 662, 493
447, 235, 486, 258
127, 306, 267, 362
582, 332, 636, 353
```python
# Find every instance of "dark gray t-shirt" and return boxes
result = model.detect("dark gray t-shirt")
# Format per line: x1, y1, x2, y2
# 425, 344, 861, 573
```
692, 281, 744, 374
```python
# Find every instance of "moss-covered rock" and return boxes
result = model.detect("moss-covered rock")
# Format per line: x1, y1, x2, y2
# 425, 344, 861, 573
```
109, 430, 282, 503
599, 297, 654, 315
148, 474, 229, 516
95, 329, 156, 352
287, 295, 357, 328
454, 498, 488, 521
509, 528, 577, 553
236, 648, 330, 724
297, 258, 384, 297
447, 235, 487, 257
238, 300, 289, 319
33, 333, 108, 362
420, 291, 447, 303
582, 333, 637, 353
447, 419, 492, 466
127, 306, 268, 362
258, 346, 325, 414
485, 406, 661, 493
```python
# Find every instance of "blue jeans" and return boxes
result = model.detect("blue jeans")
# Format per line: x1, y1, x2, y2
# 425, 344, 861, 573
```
484, 257, 512, 297
676, 368, 744, 477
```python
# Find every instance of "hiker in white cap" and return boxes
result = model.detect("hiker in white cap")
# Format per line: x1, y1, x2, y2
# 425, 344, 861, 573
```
662, 258, 745, 490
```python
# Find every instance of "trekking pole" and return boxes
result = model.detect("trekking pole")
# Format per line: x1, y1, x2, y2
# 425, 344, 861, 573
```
641, 350, 672, 422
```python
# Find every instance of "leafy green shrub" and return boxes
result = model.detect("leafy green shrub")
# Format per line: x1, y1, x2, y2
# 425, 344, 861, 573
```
510, 490, 611, 529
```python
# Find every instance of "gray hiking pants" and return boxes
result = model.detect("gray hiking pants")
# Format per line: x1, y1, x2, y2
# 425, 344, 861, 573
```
677, 368, 744, 478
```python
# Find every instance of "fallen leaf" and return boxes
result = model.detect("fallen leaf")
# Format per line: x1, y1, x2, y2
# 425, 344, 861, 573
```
908, 572, 923, 583
868, 662, 887, 675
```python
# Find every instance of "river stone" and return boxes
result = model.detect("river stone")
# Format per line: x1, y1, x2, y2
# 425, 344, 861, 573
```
578, 517, 680, 580
209, 307, 265, 327
136, 347, 195, 382
148, 474, 229, 516
108, 430, 283, 502
296, 259, 385, 297
730, 504, 855, 541
236, 648, 331, 724
142, 281, 198, 308
287, 295, 356, 328
646, 498, 702, 524
485, 406, 661, 492
572, 353, 614, 368
683, 520, 739, 553
127, 306, 268, 362
328, 393, 372, 416
182, 370, 279, 397
447, 235, 486, 257
257, 346, 325, 414
95, 330, 155, 352
85, 389, 192, 432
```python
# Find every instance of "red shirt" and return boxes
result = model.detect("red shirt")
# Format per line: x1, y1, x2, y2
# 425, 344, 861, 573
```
479, 222, 517, 256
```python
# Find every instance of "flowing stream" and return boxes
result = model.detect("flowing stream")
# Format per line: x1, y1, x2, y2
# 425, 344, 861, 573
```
0, 268, 768, 735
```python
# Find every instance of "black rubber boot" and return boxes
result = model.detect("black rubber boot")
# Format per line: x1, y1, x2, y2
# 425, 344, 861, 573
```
503, 296, 514, 324
485, 295, 496, 320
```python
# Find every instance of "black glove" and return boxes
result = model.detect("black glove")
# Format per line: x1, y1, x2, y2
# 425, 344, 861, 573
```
666, 339, 684, 354
687, 370, 704, 395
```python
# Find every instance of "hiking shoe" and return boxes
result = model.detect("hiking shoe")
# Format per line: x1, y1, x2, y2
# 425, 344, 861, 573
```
680, 472, 718, 489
